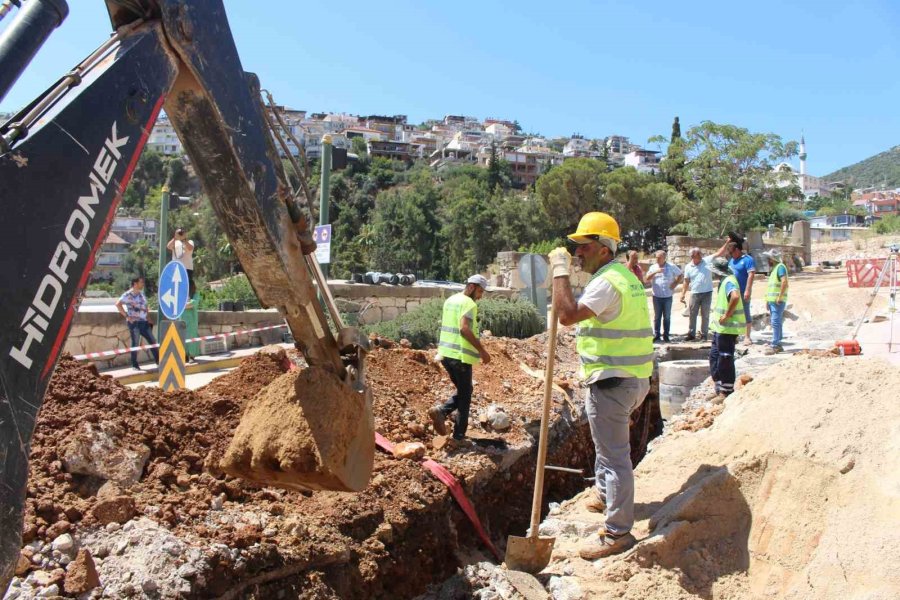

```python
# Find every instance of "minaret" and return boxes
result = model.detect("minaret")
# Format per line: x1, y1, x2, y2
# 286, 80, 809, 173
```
799, 134, 807, 176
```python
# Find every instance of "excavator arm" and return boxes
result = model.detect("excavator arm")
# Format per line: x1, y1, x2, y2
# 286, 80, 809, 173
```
0, 1, 372, 589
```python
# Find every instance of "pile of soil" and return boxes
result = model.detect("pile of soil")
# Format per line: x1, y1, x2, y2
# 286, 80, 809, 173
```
15, 332, 594, 598
535, 354, 900, 599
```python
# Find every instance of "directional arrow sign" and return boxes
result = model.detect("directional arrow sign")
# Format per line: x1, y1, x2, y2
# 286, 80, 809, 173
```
158, 261, 189, 320
158, 321, 186, 391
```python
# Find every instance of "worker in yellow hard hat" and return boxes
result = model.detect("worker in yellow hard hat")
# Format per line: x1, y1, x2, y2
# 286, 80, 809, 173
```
549, 211, 653, 560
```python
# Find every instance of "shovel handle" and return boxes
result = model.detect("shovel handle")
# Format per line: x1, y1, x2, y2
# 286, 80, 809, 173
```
528, 300, 558, 538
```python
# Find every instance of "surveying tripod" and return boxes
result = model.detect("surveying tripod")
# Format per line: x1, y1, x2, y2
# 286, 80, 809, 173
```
850, 244, 899, 352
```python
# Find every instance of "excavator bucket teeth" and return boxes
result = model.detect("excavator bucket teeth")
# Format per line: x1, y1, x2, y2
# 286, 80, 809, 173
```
221, 367, 375, 492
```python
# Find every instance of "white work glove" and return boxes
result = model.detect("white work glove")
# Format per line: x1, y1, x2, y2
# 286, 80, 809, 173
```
548, 247, 572, 278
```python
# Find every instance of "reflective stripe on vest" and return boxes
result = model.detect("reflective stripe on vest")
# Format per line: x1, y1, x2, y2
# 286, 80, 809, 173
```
710, 275, 746, 335
438, 292, 480, 365
575, 262, 654, 379
765, 262, 788, 303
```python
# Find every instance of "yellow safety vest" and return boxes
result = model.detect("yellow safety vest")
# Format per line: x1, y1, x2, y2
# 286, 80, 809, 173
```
765, 262, 788, 304
710, 275, 746, 335
576, 262, 654, 380
438, 292, 480, 365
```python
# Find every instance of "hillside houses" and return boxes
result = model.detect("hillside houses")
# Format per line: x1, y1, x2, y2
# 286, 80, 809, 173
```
145, 108, 654, 188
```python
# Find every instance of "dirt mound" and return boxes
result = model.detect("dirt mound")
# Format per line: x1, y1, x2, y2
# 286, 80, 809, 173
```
543, 354, 900, 599
15, 333, 594, 598
222, 367, 374, 492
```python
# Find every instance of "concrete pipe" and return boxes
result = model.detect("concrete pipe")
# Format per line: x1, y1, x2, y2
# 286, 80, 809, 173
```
659, 383, 693, 420
658, 360, 710, 388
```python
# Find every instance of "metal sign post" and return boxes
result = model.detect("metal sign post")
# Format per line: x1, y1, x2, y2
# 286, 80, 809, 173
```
518, 253, 549, 327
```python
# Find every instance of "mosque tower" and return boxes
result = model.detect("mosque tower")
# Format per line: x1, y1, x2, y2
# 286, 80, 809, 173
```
799, 134, 807, 176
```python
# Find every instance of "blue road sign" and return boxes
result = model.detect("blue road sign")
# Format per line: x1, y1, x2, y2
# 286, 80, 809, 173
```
158, 261, 189, 320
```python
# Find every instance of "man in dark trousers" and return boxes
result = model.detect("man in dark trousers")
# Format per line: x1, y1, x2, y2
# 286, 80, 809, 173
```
708, 257, 746, 397
429, 275, 492, 445
115, 276, 160, 371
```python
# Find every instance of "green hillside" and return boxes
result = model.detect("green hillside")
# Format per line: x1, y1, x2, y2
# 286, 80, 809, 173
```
824, 145, 900, 189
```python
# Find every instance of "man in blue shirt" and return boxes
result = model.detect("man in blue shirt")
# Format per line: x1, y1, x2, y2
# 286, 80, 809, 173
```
679, 247, 714, 341
644, 250, 683, 343
714, 237, 756, 345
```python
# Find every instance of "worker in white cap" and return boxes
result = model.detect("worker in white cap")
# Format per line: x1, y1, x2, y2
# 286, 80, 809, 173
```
429, 274, 492, 446
762, 249, 789, 354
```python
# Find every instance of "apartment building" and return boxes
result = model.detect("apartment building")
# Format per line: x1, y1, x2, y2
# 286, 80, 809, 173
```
623, 148, 661, 173
93, 232, 130, 280
146, 114, 182, 155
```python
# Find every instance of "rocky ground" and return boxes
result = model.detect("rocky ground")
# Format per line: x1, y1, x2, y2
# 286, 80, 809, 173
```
426, 352, 900, 600
6, 332, 600, 600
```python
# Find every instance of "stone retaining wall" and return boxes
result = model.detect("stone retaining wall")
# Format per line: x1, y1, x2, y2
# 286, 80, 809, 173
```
66, 284, 518, 367
666, 235, 806, 273
65, 310, 288, 368
330, 282, 517, 325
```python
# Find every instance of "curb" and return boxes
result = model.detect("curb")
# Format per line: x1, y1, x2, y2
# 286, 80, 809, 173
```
114, 355, 245, 385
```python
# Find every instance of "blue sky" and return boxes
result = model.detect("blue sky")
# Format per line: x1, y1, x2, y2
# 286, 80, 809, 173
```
2, 0, 898, 175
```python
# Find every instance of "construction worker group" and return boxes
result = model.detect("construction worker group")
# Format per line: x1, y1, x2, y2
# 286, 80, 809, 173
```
428, 211, 789, 560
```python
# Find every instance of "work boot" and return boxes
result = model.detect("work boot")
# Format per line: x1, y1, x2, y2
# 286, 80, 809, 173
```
428, 406, 448, 436
764, 345, 776, 355
578, 531, 636, 560
584, 490, 606, 513
445, 437, 472, 450
684, 334, 696, 342
774, 345, 784, 353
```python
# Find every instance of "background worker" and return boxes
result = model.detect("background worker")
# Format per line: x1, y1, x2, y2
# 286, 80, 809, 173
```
763, 249, 789, 354
708, 258, 745, 397
548, 212, 653, 560
714, 234, 755, 345
429, 275, 492, 445
644, 250, 682, 342
680, 247, 714, 341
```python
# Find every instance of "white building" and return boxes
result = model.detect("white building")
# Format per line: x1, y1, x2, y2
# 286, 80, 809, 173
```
623, 149, 661, 173
146, 114, 182, 155
773, 135, 833, 201
563, 137, 591, 157
485, 122, 513, 139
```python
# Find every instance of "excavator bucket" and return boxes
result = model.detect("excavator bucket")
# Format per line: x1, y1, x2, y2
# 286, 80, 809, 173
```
221, 367, 375, 492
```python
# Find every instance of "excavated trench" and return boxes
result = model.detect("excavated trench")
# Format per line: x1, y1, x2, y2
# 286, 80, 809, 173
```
12, 338, 699, 599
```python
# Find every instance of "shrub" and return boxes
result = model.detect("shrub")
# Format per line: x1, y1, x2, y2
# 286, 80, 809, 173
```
873, 215, 900, 235
216, 274, 262, 309
366, 295, 544, 349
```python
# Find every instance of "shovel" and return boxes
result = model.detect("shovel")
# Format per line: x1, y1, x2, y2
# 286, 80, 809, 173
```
505, 300, 558, 573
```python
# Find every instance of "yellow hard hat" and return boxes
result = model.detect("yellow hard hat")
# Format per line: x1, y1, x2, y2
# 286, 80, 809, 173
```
567, 212, 621, 244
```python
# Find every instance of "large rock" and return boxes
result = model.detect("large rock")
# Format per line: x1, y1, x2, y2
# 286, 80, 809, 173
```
392, 442, 426, 461
62, 421, 150, 486
90, 495, 136, 525
64, 549, 100, 595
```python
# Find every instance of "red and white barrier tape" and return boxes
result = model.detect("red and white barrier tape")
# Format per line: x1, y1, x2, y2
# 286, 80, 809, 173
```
71, 323, 288, 361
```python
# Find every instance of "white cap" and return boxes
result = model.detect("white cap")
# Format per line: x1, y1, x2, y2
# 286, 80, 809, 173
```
467, 274, 488, 289
763, 249, 783, 260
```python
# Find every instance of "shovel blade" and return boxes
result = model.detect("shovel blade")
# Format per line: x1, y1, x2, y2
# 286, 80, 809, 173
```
505, 535, 555, 574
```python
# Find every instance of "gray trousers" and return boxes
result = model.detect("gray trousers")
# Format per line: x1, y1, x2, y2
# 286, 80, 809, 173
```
585, 377, 650, 536
688, 291, 712, 338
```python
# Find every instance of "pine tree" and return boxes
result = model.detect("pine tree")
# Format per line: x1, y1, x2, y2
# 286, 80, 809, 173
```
487, 142, 502, 192
671, 116, 681, 143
